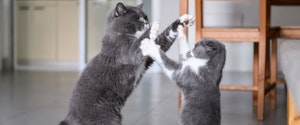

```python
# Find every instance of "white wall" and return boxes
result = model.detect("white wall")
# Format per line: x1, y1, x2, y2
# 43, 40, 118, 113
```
272, 6, 300, 26
148, 0, 300, 73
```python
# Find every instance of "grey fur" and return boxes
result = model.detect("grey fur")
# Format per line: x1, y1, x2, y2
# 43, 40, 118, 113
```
176, 39, 225, 125
142, 38, 226, 125
59, 2, 192, 125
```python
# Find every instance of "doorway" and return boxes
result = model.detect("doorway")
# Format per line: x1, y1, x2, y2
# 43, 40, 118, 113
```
14, 0, 79, 70
13, 0, 146, 71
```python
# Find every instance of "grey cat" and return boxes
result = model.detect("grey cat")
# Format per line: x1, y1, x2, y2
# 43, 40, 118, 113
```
140, 24, 226, 125
59, 2, 194, 125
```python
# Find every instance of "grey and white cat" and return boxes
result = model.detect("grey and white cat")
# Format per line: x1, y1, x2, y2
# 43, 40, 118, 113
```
59, 2, 195, 125
140, 23, 226, 125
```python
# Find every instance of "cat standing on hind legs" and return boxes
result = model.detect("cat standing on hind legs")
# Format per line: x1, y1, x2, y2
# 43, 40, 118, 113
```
59, 2, 196, 125
140, 22, 226, 125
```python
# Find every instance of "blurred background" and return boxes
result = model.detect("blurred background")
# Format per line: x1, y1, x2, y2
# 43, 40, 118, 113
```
1, 0, 300, 72
0, 0, 300, 125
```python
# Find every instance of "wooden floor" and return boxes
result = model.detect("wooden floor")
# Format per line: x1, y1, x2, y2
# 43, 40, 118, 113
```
0, 71, 287, 125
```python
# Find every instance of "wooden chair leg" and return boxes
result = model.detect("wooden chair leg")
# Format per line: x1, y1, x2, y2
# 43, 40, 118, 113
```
265, 39, 271, 98
266, 39, 270, 79
257, 40, 266, 120
270, 37, 278, 110
258, 82, 265, 120
253, 43, 259, 106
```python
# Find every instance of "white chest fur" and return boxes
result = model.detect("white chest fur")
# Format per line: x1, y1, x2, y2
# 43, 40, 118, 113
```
181, 57, 208, 74
135, 24, 149, 38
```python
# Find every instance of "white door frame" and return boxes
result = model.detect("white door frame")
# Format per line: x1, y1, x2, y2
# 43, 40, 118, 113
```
79, 0, 87, 71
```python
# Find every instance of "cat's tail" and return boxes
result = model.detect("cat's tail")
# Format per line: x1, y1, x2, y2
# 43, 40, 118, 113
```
58, 121, 68, 125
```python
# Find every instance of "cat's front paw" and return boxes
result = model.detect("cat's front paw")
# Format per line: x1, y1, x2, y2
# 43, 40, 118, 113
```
140, 38, 161, 58
179, 14, 195, 27
150, 21, 160, 40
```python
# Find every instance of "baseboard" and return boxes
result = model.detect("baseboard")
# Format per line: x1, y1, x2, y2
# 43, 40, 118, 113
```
1, 57, 13, 71
15, 61, 79, 71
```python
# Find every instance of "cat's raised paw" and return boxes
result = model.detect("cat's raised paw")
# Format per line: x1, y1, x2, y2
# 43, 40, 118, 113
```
179, 14, 195, 27
140, 38, 161, 58
150, 21, 160, 40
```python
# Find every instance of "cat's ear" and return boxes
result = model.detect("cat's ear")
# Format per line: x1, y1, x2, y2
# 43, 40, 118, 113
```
114, 2, 127, 17
137, 3, 143, 8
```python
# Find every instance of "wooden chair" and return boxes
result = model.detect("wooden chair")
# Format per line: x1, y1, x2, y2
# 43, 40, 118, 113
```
268, 0, 300, 115
180, 0, 275, 120
269, 26, 300, 110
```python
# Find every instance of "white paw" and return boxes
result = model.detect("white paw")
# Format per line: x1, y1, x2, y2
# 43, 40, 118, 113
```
150, 21, 160, 40
140, 38, 161, 58
177, 25, 185, 38
179, 14, 195, 27
140, 39, 151, 56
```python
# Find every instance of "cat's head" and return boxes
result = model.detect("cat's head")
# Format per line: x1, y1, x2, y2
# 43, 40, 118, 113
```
193, 38, 226, 70
106, 2, 149, 37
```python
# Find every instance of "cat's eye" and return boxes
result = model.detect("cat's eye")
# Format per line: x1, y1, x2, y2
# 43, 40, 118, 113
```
136, 17, 142, 21
136, 15, 148, 21
137, 16, 148, 23
206, 46, 217, 51
211, 47, 217, 51
144, 16, 148, 21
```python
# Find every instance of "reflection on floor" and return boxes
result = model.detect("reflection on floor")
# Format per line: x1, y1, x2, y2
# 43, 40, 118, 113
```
0, 71, 286, 125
